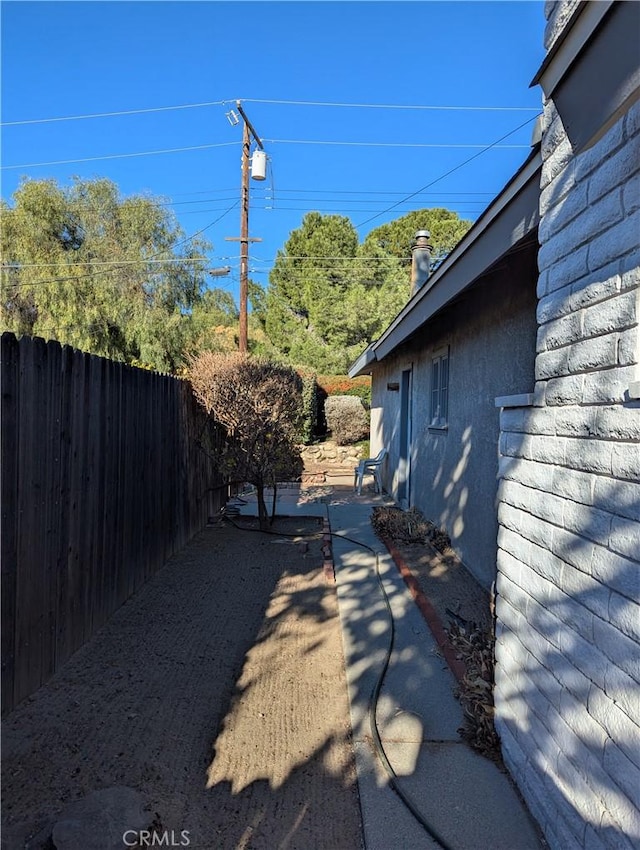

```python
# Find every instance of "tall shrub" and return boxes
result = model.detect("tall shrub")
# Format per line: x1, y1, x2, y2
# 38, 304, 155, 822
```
189, 352, 303, 528
296, 368, 321, 444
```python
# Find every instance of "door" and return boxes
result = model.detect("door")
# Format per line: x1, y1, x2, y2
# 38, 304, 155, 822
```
398, 367, 412, 508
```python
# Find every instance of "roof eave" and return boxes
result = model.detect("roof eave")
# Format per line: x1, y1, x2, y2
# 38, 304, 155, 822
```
348, 343, 377, 378
370, 147, 542, 362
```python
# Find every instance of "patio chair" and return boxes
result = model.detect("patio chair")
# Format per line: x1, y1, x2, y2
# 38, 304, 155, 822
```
354, 448, 388, 495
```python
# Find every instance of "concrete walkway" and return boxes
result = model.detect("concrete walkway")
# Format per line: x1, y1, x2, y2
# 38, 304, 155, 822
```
239, 476, 544, 850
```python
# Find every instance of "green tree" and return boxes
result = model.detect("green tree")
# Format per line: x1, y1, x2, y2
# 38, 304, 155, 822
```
1, 177, 211, 372
247, 278, 267, 329
265, 212, 359, 372
262, 208, 472, 373
353, 207, 473, 333
361, 207, 472, 265
187, 287, 239, 354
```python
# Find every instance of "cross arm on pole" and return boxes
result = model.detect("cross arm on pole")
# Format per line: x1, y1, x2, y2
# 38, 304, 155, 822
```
236, 101, 264, 149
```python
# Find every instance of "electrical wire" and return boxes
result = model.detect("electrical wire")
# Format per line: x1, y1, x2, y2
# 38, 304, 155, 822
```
6, 257, 211, 269
168, 201, 238, 251
265, 189, 495, 196
1, 141, 240, 171
177, 205, 482, 217
2, 262, 204, 290
2, 202, 239, 288
1, 97, 540, 127
174, 187, 496, 199
2, 136, 529, 171
262, 139, 528, 149
250, 255, 412, 262
246, 195, 486, 205
239, 97, 540, 112
251, 206, 485, 216
0, 99, 232, 126
249, 277, 407, 289
356, 114, 540, 228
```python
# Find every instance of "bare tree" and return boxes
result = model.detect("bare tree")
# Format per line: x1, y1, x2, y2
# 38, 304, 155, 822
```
189, 352, 303, 529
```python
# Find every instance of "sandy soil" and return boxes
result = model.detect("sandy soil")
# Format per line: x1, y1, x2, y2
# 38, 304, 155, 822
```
1, 518, 363, 850
387, 539, 493, 634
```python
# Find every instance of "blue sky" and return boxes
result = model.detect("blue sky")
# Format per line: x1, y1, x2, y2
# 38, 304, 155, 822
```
1, 1, 545, 302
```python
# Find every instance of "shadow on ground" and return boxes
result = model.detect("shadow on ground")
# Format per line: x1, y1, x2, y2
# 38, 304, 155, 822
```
1, 520, 362, 850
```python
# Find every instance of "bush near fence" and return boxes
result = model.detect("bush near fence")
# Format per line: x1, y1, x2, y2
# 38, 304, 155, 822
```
1, 333, 227, 715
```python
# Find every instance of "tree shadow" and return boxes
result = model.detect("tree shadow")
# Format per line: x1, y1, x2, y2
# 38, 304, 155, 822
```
325, 503, 544, 850
0, 521, 361, 850
496, 421, 640, 849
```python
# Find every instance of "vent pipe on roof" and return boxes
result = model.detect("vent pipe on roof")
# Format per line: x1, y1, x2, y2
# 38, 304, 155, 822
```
410, 230, 433, 296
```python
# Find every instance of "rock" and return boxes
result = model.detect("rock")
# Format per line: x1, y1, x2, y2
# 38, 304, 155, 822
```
52, 787, 150, 850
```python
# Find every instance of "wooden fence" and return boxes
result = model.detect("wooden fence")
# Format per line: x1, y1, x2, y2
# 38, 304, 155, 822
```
1, 333, 227, 715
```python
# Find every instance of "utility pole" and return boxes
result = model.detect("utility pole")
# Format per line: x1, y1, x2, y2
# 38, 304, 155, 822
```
225, 101, 263, 353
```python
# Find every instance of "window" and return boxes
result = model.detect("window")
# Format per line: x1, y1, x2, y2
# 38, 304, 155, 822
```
430, 347, 449, 428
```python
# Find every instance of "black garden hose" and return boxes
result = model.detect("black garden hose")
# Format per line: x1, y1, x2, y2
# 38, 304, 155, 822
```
221, 508, 456, 850
331, 531, 456, 850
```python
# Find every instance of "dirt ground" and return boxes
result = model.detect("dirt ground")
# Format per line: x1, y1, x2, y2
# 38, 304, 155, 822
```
388, 539, 493, 634
1, 518, 363, 850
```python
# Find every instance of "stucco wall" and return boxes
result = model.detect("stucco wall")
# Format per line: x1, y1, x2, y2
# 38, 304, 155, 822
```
494, 15, 640, 850
370, 250, 538, 589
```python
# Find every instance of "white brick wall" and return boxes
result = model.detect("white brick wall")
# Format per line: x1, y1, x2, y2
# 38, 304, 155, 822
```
495, 6, 640, 849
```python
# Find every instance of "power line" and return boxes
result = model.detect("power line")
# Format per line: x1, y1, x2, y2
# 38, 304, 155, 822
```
250, 205, 484, 214
1, 136, 532, 172
263, 139, 529, 149
0, 99, 232, 127
1, 191, 494, 211
171, 186, 496, 198
256, 276, 407, 287
3, 257, 216, 270
1, 137, 530, 172
168, 201, 238, 251
259, 188, 496, 196
240, 98, 541, 112
161, 196, 238, 207
251, 255, 413, 262
1, 97, 541, 127
1, 141, 240, 170
170, 194, 489, 207
249, 195, 489, 205
2, 267, 190, 289
176, 204, 484, 217
356, 114, 540, 228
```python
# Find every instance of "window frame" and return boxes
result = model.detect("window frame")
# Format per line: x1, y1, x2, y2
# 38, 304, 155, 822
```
429, 346, 449, 430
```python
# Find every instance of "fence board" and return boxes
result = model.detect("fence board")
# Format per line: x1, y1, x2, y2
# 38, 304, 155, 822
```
1, 334, 226, 715
1, 334, 19, 714
54, 344, 74, 671
41, 339, 59, 686
14, 337, 45, 704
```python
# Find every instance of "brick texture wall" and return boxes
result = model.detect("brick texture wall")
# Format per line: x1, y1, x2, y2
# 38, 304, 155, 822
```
494, 9, 640, 850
